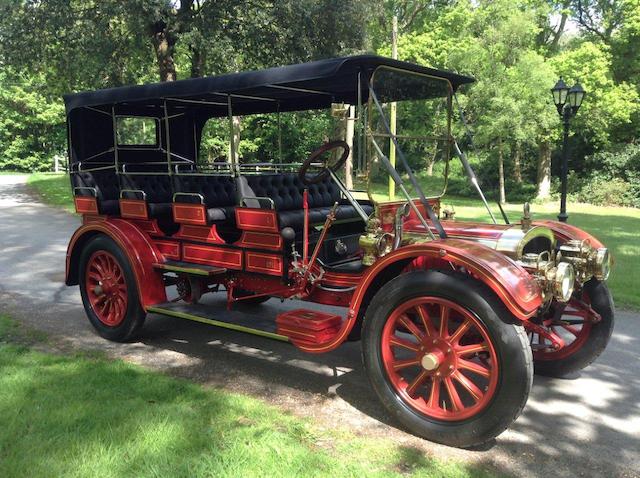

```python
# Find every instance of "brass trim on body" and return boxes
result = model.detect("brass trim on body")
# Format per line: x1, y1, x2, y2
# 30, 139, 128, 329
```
147, 306, 290, 342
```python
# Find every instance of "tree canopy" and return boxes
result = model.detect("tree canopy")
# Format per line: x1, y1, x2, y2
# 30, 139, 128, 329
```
0, 0, 638, 207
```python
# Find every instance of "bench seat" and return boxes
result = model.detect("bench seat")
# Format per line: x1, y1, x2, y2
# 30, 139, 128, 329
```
244, 173, 371, 231
277, 204, 373, 229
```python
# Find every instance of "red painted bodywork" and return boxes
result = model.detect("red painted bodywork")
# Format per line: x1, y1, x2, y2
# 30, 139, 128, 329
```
174, 224, 225, 244
378, 199, 441, 232
182, 244, 243, 270
297, 240, 543, 353
173, 203, 207, 225
235, 207, 279, 233
74, 197, 98, 215
119, 199, 148, 220
65, 218, 167, 309
236, 231, 283, 251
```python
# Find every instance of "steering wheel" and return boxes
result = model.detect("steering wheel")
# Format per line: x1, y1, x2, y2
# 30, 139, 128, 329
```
298, 140, 350, 185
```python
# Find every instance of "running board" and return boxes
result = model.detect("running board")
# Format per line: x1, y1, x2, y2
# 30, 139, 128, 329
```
147, 302, 289, 342
153, 260, 227, 277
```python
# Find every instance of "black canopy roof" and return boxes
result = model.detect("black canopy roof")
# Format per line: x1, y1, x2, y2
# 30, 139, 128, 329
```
63, 55, 474, 117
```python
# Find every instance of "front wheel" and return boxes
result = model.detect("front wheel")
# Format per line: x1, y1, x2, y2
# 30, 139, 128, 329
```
362, 270, 532, 448
528, 279, 614, 377
78, 235, 146, 342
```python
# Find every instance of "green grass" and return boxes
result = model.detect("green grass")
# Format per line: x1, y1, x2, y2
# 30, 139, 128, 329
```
27, 172, 74, 212
0, 315, 494, 478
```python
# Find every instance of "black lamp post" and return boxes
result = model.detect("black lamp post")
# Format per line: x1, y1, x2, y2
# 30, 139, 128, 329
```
551, 77, 586, 222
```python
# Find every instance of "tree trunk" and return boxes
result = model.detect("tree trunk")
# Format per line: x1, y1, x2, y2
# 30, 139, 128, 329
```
537, 141, 552, 200
513, 143, 523, 184
190, 44, 205, 78
498, 139, 506, 204
150, 21, 177, 82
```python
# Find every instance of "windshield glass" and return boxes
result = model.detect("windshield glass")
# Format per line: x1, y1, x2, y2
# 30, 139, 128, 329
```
366, 67, 452, 202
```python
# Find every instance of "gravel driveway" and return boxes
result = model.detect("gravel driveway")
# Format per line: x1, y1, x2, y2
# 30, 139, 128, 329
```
0, 174, 638, 478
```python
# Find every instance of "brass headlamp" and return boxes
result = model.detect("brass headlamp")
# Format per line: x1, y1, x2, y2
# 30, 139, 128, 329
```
520, 252, 575, 302
558, 239, 611, 282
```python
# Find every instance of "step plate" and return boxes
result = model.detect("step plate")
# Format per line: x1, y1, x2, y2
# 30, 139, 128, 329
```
153, 260, 227, 277
147, 301, 288, 342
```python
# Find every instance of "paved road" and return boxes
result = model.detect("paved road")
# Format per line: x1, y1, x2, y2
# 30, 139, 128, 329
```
0, 174, 638, 477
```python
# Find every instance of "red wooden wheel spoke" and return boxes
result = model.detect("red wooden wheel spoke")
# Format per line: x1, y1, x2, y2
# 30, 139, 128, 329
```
444, 377, 464, 412
456, 343, 488, 356
452, 370, 484, 401
416, 305, 437, 337
457, 358, 491, 378
449, 319, 471, 344
88, 271, 102, 283
392, 358, 422, 371
560, 324, 580, 337
390, 335, 420, 352
439, 305, 450, 338
406, 370, 429, 397
398, 314, 425, 341
427, 378, 441, 408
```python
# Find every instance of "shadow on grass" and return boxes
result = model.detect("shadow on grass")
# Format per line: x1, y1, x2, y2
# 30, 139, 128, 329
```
0, 338, 497, 478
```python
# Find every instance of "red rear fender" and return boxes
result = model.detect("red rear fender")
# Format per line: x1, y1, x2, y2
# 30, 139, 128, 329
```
65, 219, 167, 309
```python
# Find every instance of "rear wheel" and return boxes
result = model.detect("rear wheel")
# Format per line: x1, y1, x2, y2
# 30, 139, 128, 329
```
79, 235, 146, 341
362, 270, 532, 448
528, 279, 614, 377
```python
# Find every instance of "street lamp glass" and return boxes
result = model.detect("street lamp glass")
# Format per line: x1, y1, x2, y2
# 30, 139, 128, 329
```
568, 83, 586, 110
551, 77, 569, 106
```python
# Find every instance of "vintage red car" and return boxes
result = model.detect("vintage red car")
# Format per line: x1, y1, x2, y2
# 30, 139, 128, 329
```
64, 55, 614, 448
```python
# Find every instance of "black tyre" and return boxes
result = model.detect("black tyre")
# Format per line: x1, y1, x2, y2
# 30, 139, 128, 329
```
531, 279, 614, 377
362, 270, 532, 448
78, 235, 146, 342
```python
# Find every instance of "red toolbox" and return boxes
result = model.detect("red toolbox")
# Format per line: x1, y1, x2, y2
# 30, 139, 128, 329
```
276, 309, 342, 344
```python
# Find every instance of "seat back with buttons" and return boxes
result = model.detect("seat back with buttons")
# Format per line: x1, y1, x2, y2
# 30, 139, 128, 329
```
173, 175, 236, 208
244, 173, 341, 211
71, 169, 121, 215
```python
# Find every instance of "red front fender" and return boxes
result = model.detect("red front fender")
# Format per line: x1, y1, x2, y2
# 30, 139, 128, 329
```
533, 220, 604, 248
65, 219, 167, 309
298, 239, 543, 354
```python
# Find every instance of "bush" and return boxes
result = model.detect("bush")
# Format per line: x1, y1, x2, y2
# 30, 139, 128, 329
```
571, 144, 640, 207
573, 177, 639, 207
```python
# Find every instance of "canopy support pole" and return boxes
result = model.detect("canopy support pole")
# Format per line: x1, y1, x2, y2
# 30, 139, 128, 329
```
163, 100, 173, 175
228, 95, 238, 176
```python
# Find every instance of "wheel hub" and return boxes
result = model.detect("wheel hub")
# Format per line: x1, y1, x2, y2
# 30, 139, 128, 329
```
421, 352, 441, 371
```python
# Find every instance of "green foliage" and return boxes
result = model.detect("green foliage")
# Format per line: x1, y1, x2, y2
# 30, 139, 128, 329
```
0, 71, 65, 172
551, 41, 640, 149
0, 0, 639, 208
571, 143, 640, 207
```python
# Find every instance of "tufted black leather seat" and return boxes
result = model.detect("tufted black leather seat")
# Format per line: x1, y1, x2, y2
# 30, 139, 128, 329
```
244, 173, 372, 230
173, 174, 237, 225
121, 174, 174, 220
71, 169, 121, 215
